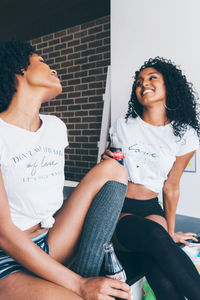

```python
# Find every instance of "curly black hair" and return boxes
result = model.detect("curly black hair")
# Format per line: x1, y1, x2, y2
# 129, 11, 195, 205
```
0, 41, 36, 112
126, 57, 200, 138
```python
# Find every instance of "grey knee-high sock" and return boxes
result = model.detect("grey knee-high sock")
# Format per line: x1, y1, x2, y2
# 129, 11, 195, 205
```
70, 180, 127, 277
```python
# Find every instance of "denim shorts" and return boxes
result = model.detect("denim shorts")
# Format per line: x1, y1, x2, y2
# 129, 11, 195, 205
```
121, 197, 165, 218
0, 230, 49, 279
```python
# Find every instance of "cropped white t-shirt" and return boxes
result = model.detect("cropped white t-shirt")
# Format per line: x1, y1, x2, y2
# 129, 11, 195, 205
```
0, 114, 68, 230
110, 117, 199, 193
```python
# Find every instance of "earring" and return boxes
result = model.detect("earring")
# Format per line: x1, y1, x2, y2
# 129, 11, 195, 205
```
132, 107, 140, 117
164, 103, 179, 111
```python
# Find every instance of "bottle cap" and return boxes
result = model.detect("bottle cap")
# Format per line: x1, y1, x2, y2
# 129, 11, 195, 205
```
103, 242, 114, 252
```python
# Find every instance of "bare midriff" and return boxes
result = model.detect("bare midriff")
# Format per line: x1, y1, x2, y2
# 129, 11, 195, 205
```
24, 223, 48, 239
126, 181, 158, 200
119, 181, 158, 221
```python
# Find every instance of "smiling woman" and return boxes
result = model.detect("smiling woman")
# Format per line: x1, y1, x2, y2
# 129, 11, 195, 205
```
105, 57, 200, 299
135, 68, 167, 108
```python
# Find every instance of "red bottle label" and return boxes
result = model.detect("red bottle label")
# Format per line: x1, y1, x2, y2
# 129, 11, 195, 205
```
106, 270, 127, 282
112, 151, 125, 160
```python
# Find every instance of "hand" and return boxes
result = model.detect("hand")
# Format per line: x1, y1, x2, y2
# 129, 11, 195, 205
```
80, 276, 131, 300
101, 149, 114, 161
172, 232, 198, 246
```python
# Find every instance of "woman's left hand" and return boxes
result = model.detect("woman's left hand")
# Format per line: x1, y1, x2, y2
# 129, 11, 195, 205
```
100, 149, 114, 161
172, 232, 198, 245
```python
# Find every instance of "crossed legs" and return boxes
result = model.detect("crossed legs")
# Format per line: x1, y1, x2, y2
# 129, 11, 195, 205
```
0, 159, 128, 299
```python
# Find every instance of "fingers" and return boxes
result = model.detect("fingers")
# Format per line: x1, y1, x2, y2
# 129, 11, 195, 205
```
174, 232, 198, 246
176, 231, 197, 236
109, 278, 130, 292
101, 149, 114, 161
99, 278, 130, 299
101, 149, 126, 161
184, 232, 199, 245
104, 150, 114, 159
177, 231, 197, 239
186, 235, 198, 244
80, 277, 131, 300
181, 239, 191, 246
103, 153, 113, 159
106, 149, 114, 156
107, 288, 130, 299
182, 232, 197, 238
190, 236, 199, 242
108, 279, 131, 299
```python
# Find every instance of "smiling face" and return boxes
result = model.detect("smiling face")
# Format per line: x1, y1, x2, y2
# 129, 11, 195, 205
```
135, 67, 166, 108
20, 54, 62, 101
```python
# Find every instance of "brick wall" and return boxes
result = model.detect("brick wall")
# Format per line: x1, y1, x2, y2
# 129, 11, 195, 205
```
31, 15, 110, 181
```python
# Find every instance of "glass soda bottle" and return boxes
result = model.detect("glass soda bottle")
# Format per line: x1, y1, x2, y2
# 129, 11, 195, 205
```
103, 242, 127, 282
110, 133, 125, 165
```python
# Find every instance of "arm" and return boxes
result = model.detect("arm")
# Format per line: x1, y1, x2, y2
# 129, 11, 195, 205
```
163, 150, 198, 245
0, 169, 82, 292
0, 169, 130, 300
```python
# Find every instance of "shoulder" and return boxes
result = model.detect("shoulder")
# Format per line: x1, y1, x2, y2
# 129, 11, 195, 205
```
40, 114, 65, 124
115, 117, 126, 127
180, 125, 199, 143
110, 117, 138, 136
176, 125, 199, 156
111, 117, 136, 129
40, 114, 68, 147
110, 117, 125, 134
40, 114, 66, 129
40, 114, 67, 136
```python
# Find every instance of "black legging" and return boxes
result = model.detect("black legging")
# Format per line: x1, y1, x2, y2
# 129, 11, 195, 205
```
116, 215, 200, 300
139, 255, 185, 300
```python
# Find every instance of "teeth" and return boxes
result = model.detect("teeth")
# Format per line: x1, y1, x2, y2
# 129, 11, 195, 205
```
143, 89, 153, 95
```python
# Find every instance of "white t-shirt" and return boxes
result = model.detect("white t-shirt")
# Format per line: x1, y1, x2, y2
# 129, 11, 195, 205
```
110, 117, 199, 193
0, 114, 68, 230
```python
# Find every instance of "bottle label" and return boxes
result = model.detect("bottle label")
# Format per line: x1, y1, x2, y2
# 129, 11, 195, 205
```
112, 151, 125, 160
106, 270, 127, 282
109, 147, 125, 165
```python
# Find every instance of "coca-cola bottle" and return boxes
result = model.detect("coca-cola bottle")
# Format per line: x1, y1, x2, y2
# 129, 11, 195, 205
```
110, 133, 125, 165
103, 242, 127, 282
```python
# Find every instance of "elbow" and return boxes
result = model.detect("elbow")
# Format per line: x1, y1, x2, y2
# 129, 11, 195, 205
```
163, 182, 179, 197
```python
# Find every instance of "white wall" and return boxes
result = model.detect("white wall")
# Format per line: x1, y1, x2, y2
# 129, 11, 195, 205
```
111, 0, 200, 217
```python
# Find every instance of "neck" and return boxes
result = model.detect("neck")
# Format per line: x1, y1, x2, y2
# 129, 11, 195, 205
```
142, 104, 169, 126
0, 90, 43, 132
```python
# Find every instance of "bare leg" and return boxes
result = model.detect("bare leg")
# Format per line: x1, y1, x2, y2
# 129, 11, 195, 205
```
0, 159, 127, 300
0, 271, 82, 300
47, 159, 127, 263
145, 214, 167, 230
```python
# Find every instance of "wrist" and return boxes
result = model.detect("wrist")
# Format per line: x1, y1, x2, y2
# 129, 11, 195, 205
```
168, 231, 175, 237
78, 277, 87, 298
166, 220, 175, 237
63, 271, 83, 296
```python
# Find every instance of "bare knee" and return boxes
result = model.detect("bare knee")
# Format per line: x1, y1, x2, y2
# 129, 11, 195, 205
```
101, 158, 128, 184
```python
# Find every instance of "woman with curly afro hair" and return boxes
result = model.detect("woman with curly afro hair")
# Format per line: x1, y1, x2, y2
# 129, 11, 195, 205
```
104, 57, 200, 299
0, 41, 131, 300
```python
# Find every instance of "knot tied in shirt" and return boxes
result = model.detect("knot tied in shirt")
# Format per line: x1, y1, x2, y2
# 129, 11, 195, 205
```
41, 216, 55, 228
